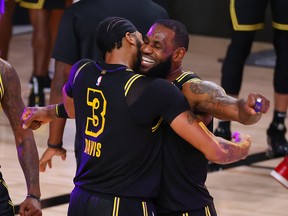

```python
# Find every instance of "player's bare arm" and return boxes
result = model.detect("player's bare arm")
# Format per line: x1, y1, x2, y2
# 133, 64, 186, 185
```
47, 61, 72, 146
1, 59, 42, 214
170, 110, 251, 164
181, 80, 270, 125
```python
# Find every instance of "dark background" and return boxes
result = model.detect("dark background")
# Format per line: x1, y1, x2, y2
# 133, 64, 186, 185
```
13, 0, 273, 42
154, 0, 273, 42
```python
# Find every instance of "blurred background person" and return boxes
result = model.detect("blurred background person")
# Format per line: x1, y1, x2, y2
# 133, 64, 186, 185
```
0, 0, 72, 107
214, 0, 288, 157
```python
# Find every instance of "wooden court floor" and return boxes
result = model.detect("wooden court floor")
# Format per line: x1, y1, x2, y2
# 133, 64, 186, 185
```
0, 32, 287, 215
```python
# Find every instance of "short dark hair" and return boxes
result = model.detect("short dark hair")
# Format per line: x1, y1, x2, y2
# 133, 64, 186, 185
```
155, 19, 189, 51
96, 17, 137, 56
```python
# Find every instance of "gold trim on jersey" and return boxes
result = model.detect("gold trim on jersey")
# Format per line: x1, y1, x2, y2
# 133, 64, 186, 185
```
73, 62, 91, 84
174, 71, 202, 88
112, 197, 120, 216
181, 205, 212, 216
142, 201, 148, 216
8, 200, 14, 208
175, 71, 196, 83
18, 0, 45, 9
0, 72, 4, 101
272, 22, 288, 31
0, 179, 8, 189
124, 74, 144, 96
230, 0, 264, 31
124, 74, 162, 132
205, 206, 212, 216
152, 118, 163, 132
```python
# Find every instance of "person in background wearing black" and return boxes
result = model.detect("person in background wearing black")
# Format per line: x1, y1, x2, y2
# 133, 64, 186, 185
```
0, 0, 70, 106
214, 0, 288, 158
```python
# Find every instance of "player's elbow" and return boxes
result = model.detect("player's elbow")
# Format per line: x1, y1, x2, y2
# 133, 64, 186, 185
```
204, 148, 228, 164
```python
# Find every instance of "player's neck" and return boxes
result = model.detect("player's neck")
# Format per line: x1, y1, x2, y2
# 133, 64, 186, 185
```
166, 65, 183, 82
105, 49, 134, 69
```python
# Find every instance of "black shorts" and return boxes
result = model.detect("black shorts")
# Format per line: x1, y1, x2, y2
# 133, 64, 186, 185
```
68, 186, 157, 216
230, 0, 288, 31
0, 171, 14, 216
159, 203, 217, 216
16, 0, 65, 10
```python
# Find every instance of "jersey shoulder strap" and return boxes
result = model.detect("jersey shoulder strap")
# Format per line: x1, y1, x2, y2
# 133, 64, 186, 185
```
72, 59, 95, 84
124, 73, 144, 97
172, 71, 202, 89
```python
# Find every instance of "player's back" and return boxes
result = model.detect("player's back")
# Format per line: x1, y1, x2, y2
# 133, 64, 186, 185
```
67, 60, 164, 198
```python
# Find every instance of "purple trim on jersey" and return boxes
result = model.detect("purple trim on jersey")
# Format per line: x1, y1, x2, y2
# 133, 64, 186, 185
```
0, 0, 4, 15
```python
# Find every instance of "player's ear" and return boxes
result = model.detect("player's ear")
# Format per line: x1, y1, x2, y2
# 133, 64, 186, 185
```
125, 32, 135, 45
172, 47, 186, 62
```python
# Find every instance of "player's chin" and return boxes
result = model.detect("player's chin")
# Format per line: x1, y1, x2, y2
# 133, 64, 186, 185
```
139, 66, 150, 75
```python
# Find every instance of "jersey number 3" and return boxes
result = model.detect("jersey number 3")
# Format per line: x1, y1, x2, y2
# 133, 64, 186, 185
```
85, 88, 107, 137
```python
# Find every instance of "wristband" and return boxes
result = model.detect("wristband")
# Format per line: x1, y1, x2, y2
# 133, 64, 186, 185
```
55, 103, 69, 118
26, 194, 41, 203
47, 142, 63, 149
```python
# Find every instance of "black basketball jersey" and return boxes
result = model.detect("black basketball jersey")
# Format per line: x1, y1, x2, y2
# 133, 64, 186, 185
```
64, 59, 189, 198
52, 0, 169, 64
156, 72, 214, 214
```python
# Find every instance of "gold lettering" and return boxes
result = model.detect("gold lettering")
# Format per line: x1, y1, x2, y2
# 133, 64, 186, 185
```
84, 138, 102, 157
96, 143, 101, 157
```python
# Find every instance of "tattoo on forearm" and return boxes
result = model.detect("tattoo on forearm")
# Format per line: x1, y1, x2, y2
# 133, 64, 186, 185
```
189, 81, 237, 115
218, 140, 248, 164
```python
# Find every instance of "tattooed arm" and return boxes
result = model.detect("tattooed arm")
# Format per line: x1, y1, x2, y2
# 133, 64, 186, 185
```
0, 59, 42, 215
170, 110, 251, 164
181, 80, 270, 125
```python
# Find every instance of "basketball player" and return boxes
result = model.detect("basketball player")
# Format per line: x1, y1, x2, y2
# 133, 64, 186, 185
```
0, 60, 42, 215
139, 18, 269, 216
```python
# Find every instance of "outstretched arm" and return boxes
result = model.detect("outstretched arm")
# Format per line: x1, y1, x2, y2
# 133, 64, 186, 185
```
170, 110, 251, 164
182, 80, 270, 125
1, 59, 41, 215
21, 103, 68, 172
21, 86, 74, 172
21, 85, 75, 130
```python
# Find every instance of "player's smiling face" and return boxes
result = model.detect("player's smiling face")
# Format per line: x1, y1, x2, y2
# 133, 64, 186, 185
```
140, 24, 176, 74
